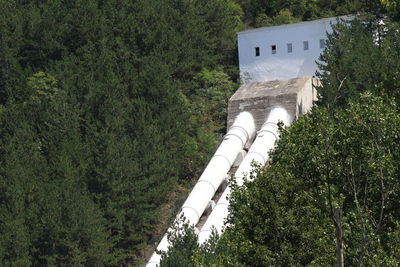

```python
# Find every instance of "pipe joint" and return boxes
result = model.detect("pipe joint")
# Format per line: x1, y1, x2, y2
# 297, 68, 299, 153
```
197, 180, 217, 194
229, 111, 256, 141
181, 206, 201, 222
211, 154, 233, 167
257, 122, 279, 140
246, 151, 267, 165
227, 125, 250, 141
257, 128, 279, 140
224, 132, 245, 147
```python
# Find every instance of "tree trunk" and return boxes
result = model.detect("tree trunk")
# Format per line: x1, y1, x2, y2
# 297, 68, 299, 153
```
335, 208, 344, 267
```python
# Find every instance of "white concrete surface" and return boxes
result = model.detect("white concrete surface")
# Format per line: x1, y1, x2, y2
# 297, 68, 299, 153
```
238, 16, 353, 82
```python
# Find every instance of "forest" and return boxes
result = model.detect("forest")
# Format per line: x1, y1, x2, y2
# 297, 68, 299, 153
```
0, 0, 399, 266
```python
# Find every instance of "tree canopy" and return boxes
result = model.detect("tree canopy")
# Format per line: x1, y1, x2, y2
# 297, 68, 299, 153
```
161, 6, 400, 267
0, 0, 244, 265
1, 0, 399, 265
220, 92, 400, 266
161, 92, 400, 266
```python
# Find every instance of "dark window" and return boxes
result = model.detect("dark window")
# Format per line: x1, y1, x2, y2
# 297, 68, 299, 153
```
287, 43, 292, 53
255, 47, 260, 56
320, 39, 325, 49
303, 41, 309, 50
271, 45, 276, 54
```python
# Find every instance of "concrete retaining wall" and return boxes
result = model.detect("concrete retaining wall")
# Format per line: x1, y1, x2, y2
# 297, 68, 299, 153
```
227, 76, 318, 133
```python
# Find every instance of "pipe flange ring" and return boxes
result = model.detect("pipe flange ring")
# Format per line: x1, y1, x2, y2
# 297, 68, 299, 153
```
224, 132, 245, 147
228, 125, 249, 141
212, 154, 233, 167
197, 180, 217, 194
247, 151, 267, 165
181, 206, 201, 221
258, 128, 279, 140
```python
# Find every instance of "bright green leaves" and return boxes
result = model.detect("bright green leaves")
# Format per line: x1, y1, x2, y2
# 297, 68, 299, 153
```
26, 72, 58, 104
162, 92, 400, 265
159, 216, 241, 267
224, 92, 400, 265
238, 0, 399, 28
255, 8, 301, 27
381, 0, 400, 16
160, 4, 400, 266
193, 68, 237, 134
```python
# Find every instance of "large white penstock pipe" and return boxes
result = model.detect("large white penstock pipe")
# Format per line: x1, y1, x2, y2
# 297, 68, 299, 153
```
198, 107, 291, 245
146, 112, 255, 267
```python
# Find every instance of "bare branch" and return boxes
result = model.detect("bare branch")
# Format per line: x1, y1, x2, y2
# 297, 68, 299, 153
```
329, 75, 348, 111
347, 158, 367, 249
357, 108, 386, 266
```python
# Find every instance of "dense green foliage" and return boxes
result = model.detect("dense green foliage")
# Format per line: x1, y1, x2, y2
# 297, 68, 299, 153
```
2, 0, 399, 265
237, 0, 387, 27
0, 0, 243, 265
161, 5, 400, 267
220, 93, 400, 265
317, 19, 400, 108
162, 93, 400, 266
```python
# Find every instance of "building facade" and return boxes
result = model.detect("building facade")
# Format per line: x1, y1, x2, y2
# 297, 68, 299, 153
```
237, 16, 353, 83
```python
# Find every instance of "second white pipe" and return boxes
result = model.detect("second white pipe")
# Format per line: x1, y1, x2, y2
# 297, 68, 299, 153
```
198, 107, 291, 244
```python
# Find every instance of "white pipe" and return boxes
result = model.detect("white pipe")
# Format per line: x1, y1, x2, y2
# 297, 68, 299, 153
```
147, 112, 255, 267
198, 107, 291, 245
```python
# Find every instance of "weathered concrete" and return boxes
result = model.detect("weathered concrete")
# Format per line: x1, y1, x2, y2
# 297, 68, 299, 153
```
227, 76, 318, 132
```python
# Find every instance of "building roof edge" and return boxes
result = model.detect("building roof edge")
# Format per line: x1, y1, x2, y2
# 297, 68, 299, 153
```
237, 15, 355, 36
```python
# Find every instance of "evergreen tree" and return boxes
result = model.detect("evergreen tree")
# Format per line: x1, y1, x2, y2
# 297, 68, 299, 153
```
317, 19, 400, 109
1, 0, 246, 264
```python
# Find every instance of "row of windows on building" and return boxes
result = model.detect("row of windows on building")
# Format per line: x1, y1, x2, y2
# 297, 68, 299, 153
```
255, 39, 326, 56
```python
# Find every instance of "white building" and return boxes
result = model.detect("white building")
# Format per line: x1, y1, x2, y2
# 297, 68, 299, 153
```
238, 16, 353, 83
